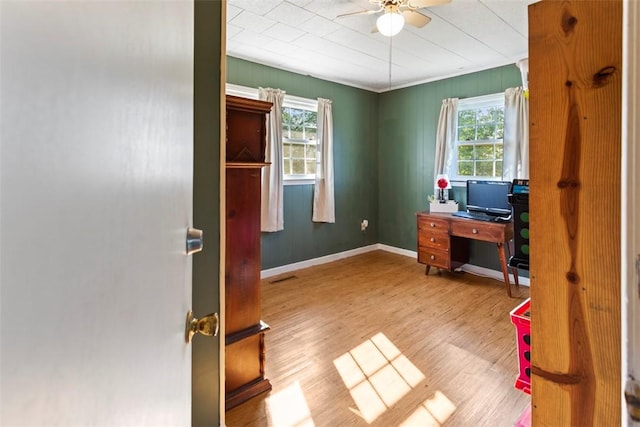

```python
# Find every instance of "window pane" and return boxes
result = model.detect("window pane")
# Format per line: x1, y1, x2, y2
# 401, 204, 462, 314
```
303, 110, 317, 124
458, 145, 474, 161
305, 126, 317, 141
496, 160, 503, 176
476, 161, 494, 176
305, 160, 316, 174
496, 122, 504, 139
458, 161, 474, 176
283, 143, 290, 157
283, 158, 291, 174
292, 159, 305, 174
458, 126, 475, 141
477, 108, 494, 125
495, 144, 504, 160
290, 109, 304, 126
458, 110, 476, 126
290, 125, 304, 139
305, 144, 316, 159
476, 144, 494, 160
291, 144, 304, 158
282, 108, 292, 124
477, 124, 496, 140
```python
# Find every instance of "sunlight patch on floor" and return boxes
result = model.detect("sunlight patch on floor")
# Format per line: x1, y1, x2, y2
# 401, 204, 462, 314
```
333, 332, 428, 423
267, 381, 315, 427
400, 391, 457, 427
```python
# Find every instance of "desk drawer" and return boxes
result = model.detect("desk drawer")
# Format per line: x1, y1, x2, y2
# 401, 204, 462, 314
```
418, 247, 450, 269
417, 216, 449, 233
418, 232, 450, 250
451, 221, 505, 243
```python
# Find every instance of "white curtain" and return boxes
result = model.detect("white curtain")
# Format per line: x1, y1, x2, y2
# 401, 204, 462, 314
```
433, 98, 458, 183
503, 87, 529, 180
313, 98, 335, 223
259, 87, 285, 232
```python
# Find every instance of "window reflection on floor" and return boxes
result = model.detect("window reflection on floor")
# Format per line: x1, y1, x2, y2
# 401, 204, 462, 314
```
333, 332, 456, 425
267, 380, 314, 427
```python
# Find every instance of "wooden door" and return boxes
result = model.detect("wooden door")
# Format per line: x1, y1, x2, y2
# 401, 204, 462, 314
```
529, 1, 622, 424
0, 2, 195, 425
624, 0, 640, 423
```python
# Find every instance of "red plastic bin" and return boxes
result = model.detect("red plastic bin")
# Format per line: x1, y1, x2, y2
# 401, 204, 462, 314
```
510, 298, 531, 394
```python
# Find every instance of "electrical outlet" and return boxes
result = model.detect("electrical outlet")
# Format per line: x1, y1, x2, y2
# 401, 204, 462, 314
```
360, 219, 368, 231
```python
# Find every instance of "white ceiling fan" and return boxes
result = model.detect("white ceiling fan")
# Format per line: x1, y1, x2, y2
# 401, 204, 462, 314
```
338, 0, 452, 37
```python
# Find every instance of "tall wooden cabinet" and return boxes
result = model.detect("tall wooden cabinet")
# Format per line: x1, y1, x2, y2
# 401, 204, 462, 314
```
528, 1, 621, 425
225, 95, 272, 410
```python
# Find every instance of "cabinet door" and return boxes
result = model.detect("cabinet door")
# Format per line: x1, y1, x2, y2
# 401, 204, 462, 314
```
225, 168, 262, 334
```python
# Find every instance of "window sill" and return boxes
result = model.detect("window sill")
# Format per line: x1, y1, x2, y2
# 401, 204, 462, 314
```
450, 177, 505, 187
284, 179, 314, 186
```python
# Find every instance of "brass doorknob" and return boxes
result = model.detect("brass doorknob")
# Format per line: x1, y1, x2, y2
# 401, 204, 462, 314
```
185, 310, 219, 343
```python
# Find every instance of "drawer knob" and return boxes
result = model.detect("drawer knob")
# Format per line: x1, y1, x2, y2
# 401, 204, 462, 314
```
430, 222, 436, 227
430, 255, 436, 260
430, 237, 436, 242
472, 228, 479, 234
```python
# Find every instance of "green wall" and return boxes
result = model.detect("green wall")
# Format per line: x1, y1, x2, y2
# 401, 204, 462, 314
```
378, 65, 522, 270
227, 58, 522, 272
227, 57, 380, 269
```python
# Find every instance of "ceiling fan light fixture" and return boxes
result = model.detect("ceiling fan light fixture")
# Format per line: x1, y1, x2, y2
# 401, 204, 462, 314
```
377, 11, 405, 37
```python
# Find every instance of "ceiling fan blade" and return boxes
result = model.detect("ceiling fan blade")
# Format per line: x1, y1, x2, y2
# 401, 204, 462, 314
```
406, 0, 451, 8
402, 10, 431, 28
337, 8, 382, 18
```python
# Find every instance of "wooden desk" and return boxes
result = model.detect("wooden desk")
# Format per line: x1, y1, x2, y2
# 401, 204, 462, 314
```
416, 212, 519, 297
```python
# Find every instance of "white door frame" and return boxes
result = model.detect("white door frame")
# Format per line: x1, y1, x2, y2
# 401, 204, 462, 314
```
622, 0, 639, 424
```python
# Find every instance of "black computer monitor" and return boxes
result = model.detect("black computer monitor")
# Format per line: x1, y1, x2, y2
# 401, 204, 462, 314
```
466, 180, 512, 216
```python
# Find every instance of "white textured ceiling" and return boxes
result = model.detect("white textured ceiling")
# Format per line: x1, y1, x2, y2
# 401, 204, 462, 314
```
226, 0, 536, 92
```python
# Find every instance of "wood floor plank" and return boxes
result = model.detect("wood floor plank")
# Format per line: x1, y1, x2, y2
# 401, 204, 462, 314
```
226, 250, 530, 426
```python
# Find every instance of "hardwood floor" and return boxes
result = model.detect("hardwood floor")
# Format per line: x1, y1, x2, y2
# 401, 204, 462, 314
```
225, 250, 530, 427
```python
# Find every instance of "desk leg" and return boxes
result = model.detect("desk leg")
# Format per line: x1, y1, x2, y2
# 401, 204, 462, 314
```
497, 242, 512, 297
508, 239, 520, 289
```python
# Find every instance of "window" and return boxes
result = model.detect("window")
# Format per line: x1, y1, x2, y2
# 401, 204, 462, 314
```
226, 83, 318, 184
282, 105, 317, 180
453, 93, 504, 181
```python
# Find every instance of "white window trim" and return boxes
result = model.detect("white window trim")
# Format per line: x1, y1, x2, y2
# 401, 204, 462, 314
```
225, 83, 317, 186
457, 92, 504, 110
451, 92, 505, 185
226, 83, 259, 100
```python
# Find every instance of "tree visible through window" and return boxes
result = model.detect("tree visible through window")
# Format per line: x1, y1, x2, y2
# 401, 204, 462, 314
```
454, 94, 504, 180
282, 106, 317, 179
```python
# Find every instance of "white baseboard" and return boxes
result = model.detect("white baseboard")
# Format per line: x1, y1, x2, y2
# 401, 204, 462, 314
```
461, 263, 530, 286
376, 243, 417, 258
261, 244, 379, 279
261, 244, 530, 286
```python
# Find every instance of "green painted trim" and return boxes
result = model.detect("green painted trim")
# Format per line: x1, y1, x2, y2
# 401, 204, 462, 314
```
193, 1, 221, 425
